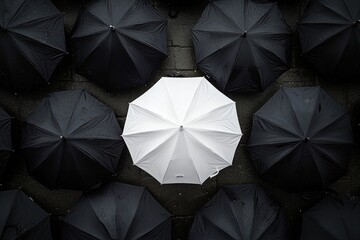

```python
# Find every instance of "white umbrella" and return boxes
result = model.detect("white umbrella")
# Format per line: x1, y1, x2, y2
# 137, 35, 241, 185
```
122, 77, 242, 184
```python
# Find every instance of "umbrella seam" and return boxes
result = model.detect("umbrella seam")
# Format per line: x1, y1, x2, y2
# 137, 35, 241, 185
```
184, 129, 231, 165
7, 15, 66, 53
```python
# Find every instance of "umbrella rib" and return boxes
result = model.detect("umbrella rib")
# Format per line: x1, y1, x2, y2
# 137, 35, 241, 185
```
127, 103, 178, 126
62, 221, 104, 240
2, 190, 20, 235
246, 139, 300, 148
186, 127, 241, 137
301, 25, 350, 55
177, 132, 202, 183
48, 98, 64, 134
69, 141, 117, 172
332, 28, 356, 75
181, 78, 204, 124
122, 128, 177, 138
117, 29, 167, 58
247, 3, 274, 33
197, 37, 240, 64
246, 40, 264, 89
67, 111, 111, 137
72, 32, 109, 68
4, 0, 27, 27
200, 213, 238, 240
16, 213, 50, 238
8, 15, 66, 53
303, 214, 341, 240
123, 188, 147, 239
64, 90, 84, 134
23, 122, 59, 139
191, 28, 241, 36
6, 34, 65, 81
83, 8, 108, 27
132, 216, 171, 240
252, 114, 301, 138
185, 102, 234, 126
133, 130, 178, 165
159, 132, 181, 183
184, 130, 230, 165
211, 2, 242, 31
320, 0, 353, 22
311, 112, 348, 138
283, 89, 309, 136
115, 0, 141, 26
84, 198, 113, 239
310, 144, 348, 173
250, 37, 290, 67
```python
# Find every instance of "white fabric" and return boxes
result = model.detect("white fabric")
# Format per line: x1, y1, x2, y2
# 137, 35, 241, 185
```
123, 77, 242, 184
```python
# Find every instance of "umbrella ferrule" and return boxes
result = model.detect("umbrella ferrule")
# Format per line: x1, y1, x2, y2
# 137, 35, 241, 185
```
353, 20, 360, 26
303, 137, 310, 143
109, 25, 116, 31
179, 125, 184, 131
243, 31, 247, 37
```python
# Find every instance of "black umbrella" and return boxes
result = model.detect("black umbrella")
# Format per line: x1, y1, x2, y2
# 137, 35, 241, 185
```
0, 0, 67, 91
70, 0, 168, 91
298, 0, 360, 82
61, 182, 171, 240
191, 0, 291, 92
301, 195, 360, 240
21, 90, 124, 190
0, 189, 53, 240
247, 87, 354, 192
0, 107, 12, 181
189, 184, 288, 240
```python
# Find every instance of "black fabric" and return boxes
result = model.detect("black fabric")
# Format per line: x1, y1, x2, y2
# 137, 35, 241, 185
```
21, 90, 125, 190
189, 184, 288, 240
0, 189, 53, 240
0, 107, 12, 182
70, 0, 168, 91
298, 0, 360, 81
191, 0, 291, 92
61, 182, 171, 240
0, 0, 66, 91
247, 87, 354, 192
300, 196, 360, 240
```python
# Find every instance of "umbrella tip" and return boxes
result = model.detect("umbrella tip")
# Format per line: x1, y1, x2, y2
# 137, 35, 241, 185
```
353, 20, 360, 26
179, 125, 184, 131
242, 31, 247, 37
110, 25, 116, 31
303, 137, 310, 143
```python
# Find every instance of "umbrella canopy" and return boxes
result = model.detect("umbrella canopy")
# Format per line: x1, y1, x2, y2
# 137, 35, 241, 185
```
247, 87, 354, 192
70, 0, 168, 91
122, 77, 242, 184
21, 90, 124, 190
191, 0, 291, 92
0, 107, 12, 181
0, 0, 66, 91
189, 184, 288, 240
298, 0, 360, 81
301, 195, 360, 240
0, 189, 53, 240
61, 182, 171, 240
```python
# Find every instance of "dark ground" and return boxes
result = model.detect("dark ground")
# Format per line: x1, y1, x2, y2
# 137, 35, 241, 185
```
0, 0, 359, 239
